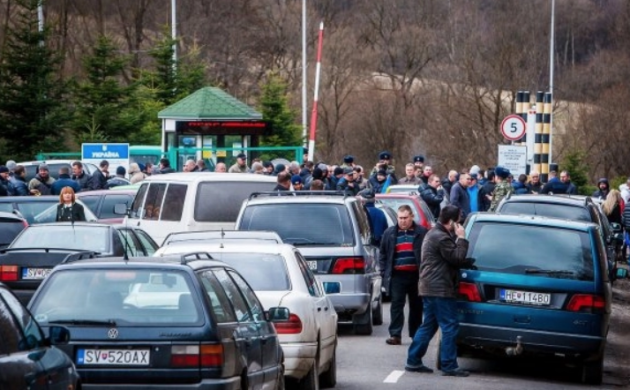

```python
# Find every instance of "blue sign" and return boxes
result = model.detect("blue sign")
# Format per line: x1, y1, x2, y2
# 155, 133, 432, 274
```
82, 143, 130, 160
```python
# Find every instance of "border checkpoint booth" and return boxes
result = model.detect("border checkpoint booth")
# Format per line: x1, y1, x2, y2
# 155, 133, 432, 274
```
159, 87, 282, 171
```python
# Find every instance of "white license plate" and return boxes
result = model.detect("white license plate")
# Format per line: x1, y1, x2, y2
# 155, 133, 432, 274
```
76, 349, 150, 366
21, 268, 52, 280
500, 289, 551, 305
307, 261, 318, 271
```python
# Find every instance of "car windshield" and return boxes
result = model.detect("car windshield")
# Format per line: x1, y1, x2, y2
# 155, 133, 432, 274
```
10, 225, 110, 254
31, 201, 98, 224
376, 198, 421, 223
499, 202, 592, 222
467, 222, 594, 281
30, 269, 201, 326
239, 204, 354, 246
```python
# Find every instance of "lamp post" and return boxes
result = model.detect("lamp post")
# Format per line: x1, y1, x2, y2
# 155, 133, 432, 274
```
171, 0, 177, 74
548, 0, 555, 164
301, 0, 308, 146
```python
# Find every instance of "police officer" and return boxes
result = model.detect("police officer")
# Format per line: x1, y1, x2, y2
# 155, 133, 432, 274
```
371, 151, 397, 183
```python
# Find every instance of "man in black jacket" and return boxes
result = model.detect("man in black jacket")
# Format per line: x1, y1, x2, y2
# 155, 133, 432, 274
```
479, 170, 496, 211
89, 160, 109, 190
72, 161, 90, 191
420, 174, 445, 219
379, 205, 428, 346
405, 205, 474, 377
449, 172, 470, 222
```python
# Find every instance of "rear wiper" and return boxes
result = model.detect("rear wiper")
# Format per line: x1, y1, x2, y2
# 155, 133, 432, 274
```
48, 319, 117, 326
525, 269, 575, 275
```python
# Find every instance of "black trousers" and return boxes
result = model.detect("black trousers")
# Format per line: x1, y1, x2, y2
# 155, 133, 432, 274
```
389, 270, 423, 338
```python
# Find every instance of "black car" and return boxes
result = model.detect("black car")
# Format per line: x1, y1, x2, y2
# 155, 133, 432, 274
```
0, 211, 27, 248
0, 196, 98, 225
28, 254, 286, 389
1, 222, 159, 303
0, 283, 80, 390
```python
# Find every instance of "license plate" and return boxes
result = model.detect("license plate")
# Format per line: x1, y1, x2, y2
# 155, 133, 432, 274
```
307, 261, 317, 271
500, 289, 551, 305
21, 268, 52, 280
76, 349, 150, 366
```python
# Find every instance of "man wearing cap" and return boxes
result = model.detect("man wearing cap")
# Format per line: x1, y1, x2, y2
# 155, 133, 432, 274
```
336, 167, 361, 196
6, 160, 16, 178
28, 164, 56, 195
360, 188, 388, 246
71, 161, 90, 191
331, 166, 344, 190
413, 155, 424, 170
0, 166, 15, 196
371, 151, 397, 182
398, 163, 421, 185
489, 166, 513, 212
106, 167, 131, 189
89, 160, 109, 190
341, 155, 355, 169
51, 167, 81, 195
228, 153, 248, 173
291, 175, 304, 191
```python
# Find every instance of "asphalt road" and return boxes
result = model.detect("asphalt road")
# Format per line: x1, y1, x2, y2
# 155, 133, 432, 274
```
333, 302, 627, 390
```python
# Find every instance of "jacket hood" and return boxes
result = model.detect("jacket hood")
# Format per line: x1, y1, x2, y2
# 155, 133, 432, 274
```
598, 178, 609, 185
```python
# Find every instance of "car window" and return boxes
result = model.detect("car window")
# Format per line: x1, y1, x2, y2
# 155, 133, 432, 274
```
0, 203, 13, 213
467, 222, 594, 281
499, 202, 592, 222
101, 194, 133, 219
376, 198, 421, 223
11, 225, 111, 254
0, 289, 45, 351
14, 202, 55, 224
161, 184, 187, 221
198, 271, 237, 323
31, 269, 202, 325
593, 227, 609, 282
31, 200, 98, 224
135, 230, 157, 256
195, 181, 276, 222
227, 270, 266, 322
118, 229, 140, 257
0, 217, 25, 247
239, 204, 355, 247
78, 196, 100, 214
351, 201, 371, 244
130, 183, 149, 219
212, 269, 252, 322
142, 183, 167, 221
295, 252, 323, 297
0, 293, 22, 355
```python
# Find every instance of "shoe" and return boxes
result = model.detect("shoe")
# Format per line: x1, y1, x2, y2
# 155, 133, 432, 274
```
441, 368, 470, 377
385, 337, 401, 345
405, 365, 434, 373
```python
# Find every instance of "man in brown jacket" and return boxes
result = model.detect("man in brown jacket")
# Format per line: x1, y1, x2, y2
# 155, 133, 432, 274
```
404, 205, 475, 377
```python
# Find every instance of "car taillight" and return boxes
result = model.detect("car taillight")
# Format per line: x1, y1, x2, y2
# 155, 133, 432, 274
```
566, 294, 606, 313
0, 265, 18, 282
332, 257, 365, 274
171, 345, 200, 367
273, 314, 303, 334
200, 344, 224, 367
458, 282, 481, 302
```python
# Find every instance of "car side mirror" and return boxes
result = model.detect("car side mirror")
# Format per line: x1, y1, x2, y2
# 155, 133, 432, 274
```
114, 203, 129, 216
267, 307, 290, 322
48, 325, 70, 345
611, 223, 622, 233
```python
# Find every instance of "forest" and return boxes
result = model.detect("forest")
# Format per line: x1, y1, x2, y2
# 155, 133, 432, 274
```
0, 0, 628, 181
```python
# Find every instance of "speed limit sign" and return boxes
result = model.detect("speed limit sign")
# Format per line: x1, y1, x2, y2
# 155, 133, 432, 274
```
500, 115, 527, 141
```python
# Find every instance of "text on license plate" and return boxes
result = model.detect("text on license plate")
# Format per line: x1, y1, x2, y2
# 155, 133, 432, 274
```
22, 268, 52, 280
500, 289, 551, 305
77, 349, 150, 365
307, 261, 317, 271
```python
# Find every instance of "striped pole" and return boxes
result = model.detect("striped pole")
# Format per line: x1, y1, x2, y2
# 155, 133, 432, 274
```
541, 92, 552, 183
521, 91, 530, 144
307, 22, 324, 163
515, 91, 524, 144
534, 91, 544, 178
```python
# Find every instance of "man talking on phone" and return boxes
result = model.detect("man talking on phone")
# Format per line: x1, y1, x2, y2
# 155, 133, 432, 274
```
405, 205, 475, 377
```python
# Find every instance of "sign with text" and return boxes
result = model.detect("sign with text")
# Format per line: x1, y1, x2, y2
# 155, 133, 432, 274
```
498, 145, 527, 177
82, 143, 130, 178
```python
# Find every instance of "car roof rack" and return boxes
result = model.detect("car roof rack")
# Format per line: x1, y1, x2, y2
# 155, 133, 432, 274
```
179, 252, 214, 265
0, 247, 95, 254
60, 251, 101, 264
248, 191, 348, 200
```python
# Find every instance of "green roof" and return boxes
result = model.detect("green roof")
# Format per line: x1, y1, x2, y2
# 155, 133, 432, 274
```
158, 87, 263, 120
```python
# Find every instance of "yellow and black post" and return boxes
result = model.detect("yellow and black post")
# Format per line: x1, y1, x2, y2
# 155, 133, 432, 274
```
534, 91, 544, 178
541, 92, 552, 183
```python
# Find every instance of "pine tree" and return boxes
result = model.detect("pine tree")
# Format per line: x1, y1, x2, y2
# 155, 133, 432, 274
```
561, 149, 592, 195
0, 0, 68, 161
71, 35, 142, 143
258, 74, 302, 161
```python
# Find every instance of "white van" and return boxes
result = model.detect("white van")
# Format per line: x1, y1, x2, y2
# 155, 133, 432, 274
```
126, 173, 277, 245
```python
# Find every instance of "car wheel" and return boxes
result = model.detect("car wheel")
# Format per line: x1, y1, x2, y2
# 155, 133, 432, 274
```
353, 306, 373, 335
581, 356, 604, 385
319, 344, 337, 388
301, 359, 320, 390
372, 296, 383, 326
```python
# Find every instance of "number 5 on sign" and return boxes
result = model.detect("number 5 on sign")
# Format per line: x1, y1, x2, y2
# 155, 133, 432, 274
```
501, 115, 526, 141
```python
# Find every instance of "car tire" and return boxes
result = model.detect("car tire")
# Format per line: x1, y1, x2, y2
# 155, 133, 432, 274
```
373, 296, 383, 326
301, 359, 320, 390
319, 343, 337, 388
581, 356, 604, 385
353, 307, 373, 335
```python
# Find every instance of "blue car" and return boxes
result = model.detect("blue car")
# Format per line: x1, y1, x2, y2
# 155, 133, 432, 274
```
458, 213, 611, 384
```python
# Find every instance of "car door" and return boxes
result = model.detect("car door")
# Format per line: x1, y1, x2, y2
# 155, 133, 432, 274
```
213, 269, 265, 388
226, 269, 281, 388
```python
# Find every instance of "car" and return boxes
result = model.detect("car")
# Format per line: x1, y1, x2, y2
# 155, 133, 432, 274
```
458, 213, 611, 384
236, 191, 382, 335
0, 282, 80, 390
0, 211, 27, 248
155, 241, 339, 389
0, 196, 99, 225
76, 189, 137, 224
495, 194, 623, 280
16, 159, 99, 182
27, 254, 286, 389
1, 222, 158, 303
375, 203, 398, 228
375, 193, 436, 230
127, 173, 278, 244
162, 230, 284, 246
